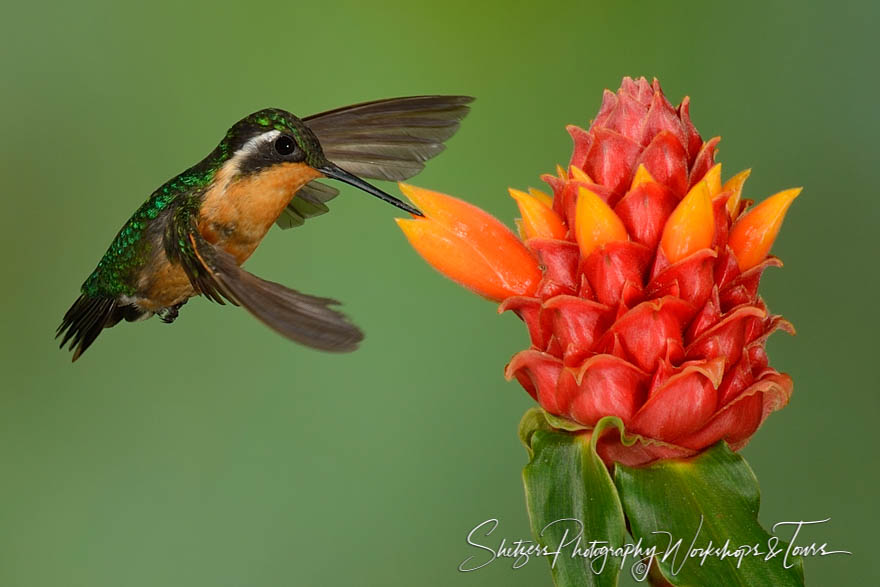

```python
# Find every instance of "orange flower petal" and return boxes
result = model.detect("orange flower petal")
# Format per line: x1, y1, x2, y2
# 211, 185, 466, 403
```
574, 186, 628, 258
703, 163, 722, 198
660, 178, 715, 263
729, 188, 801, 271
723, 168, 752, 217
509, 188, 567, 240
396, 184, 542, 301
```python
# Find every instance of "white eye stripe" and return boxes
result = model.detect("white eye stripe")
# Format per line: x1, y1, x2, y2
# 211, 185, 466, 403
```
219, 130, 287, 185
239, 130, 282, 155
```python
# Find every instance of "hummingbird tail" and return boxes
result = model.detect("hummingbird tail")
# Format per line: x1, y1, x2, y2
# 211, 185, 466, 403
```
56, 294, 120, 361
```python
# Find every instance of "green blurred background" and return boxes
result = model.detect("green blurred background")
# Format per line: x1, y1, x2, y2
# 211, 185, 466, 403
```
1, 0, 877, 584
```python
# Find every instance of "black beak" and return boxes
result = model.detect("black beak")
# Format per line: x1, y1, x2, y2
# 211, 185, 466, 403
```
317, 163, 423, 217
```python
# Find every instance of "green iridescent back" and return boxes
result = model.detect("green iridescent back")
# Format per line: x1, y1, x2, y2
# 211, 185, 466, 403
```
80, 109, 321, 298
81, 169, 218, 297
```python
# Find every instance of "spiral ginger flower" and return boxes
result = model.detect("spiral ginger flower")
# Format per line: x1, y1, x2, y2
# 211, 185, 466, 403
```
397, 77, 799, 466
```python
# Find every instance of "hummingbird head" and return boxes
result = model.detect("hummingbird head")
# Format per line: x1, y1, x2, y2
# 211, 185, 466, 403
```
219, 108, 422, 216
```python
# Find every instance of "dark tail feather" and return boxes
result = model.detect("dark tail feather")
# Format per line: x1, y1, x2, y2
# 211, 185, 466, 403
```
56, 295, 118, 361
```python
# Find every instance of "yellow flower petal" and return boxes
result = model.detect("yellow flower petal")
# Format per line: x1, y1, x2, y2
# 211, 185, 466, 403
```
723, 168, 752, 217
513, 218, 526, 240
660, 179, 715, 263
703, 163, 722, 198
630, 163, 656, 191
528, 187, 553, 208
509, 188, 568, 240
574, 186, 628, 258
569, 165, 593, 184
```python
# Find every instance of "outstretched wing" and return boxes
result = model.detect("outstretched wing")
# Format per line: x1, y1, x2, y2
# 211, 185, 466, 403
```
275, 95, 473, 229
305, 94, 474, 180
169, 206, 363, 352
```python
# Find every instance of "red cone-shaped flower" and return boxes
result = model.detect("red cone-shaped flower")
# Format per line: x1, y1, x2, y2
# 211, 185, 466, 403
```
397, 77, 799, 466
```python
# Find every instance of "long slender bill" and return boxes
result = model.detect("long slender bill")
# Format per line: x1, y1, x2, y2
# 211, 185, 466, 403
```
317, 163, 423, 216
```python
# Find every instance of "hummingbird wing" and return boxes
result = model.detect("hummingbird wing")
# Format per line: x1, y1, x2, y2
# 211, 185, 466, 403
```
304, 95, 474, 180
170, 212, 363, 352
275, 95, 473, 230
275, 181, 339, 229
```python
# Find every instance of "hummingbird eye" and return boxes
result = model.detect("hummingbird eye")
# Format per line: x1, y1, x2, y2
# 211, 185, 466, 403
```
274, 135, 297, 156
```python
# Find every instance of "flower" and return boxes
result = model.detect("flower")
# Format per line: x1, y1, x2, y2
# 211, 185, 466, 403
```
396, 77, 799, 466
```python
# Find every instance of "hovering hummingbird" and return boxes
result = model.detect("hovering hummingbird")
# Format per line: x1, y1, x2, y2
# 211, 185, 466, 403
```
57, 96, 473, 361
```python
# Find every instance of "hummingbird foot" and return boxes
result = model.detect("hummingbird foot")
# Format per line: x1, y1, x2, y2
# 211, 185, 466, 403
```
158, 300, 188, 324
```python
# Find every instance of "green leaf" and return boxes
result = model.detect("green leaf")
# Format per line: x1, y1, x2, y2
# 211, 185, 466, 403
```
520, 409, 627, 586
614, 441, 805, 586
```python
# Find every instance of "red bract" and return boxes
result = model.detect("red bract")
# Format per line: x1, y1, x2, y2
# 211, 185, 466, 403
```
397, 77, 800, 466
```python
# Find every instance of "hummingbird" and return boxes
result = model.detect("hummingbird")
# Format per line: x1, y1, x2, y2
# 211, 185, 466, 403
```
57, 95, 473, 361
